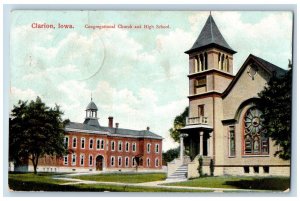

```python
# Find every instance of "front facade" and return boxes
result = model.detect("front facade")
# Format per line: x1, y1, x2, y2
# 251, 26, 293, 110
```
168, 14, 290, 179
17, 99, 163, 173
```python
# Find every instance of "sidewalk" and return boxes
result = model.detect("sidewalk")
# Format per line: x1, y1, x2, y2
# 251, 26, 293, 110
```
53, 176, 269, 192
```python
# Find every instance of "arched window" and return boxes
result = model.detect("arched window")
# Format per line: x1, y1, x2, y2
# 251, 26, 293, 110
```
204, 52, 208, 70
243, 107, 269, 155
200, 54, 204, 71
225, 55, 229, 71
221, 54, 225, 70
218, 53, 221, 69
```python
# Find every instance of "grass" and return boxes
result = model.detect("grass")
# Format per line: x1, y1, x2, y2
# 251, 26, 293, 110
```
8, 172, 209, 192
71, 172, 167, 183
164, 176, 290, 191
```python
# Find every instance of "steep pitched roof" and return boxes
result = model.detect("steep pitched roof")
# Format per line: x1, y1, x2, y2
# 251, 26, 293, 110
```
185, 14, 236, 54
222, 54, 287, 98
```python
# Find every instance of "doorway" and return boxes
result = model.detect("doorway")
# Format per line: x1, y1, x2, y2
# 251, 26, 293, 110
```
96, 155, 104, 171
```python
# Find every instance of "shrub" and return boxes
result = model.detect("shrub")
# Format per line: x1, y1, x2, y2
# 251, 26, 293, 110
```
197, 156, 203, 177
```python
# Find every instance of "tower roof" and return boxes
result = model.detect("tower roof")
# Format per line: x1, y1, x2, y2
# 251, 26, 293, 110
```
185, 14, 236, 54
86, 100, 98, 110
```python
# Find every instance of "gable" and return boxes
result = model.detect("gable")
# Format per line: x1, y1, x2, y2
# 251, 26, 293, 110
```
222, 56, 275, 120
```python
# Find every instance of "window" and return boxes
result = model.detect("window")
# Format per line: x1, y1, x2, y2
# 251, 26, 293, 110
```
96, 139, 100, 150
198, 105, 204, 117
64, 137, 69, 148
89, 138, 94, 149
132, 157, 136, 166
125, 157, 129, 167
147, 158, 150, 167
111, 141, 115, 151
81, 138, 85, 149
263, 166, 269, 173
155, 144, 159, 153
195, 77, 206, 88
253, 166, 259, 173
132, 143, 136, 152
118, 156, 122, 167
111, 156, 115, 166
64, 155, 68, 165
72, 137, 77, 148
118, 141, 122, 151
125, 142, 129, 152
229, 126, 235, 157
72, 154, 76, 165
155, 158, 159, 167
244, 107, 269, 155
100, 139, 104, 150
89, 155, 93, 166
244, 166, 250, 173
147, 143, 151, 153
80, 154, 84, 166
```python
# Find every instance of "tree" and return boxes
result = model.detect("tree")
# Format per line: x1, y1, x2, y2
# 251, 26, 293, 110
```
162, 147, 180, 163
169, 107, 189, 142
9, 97, 69, 174
197, 156, 203, 177
258, 68, 292, 160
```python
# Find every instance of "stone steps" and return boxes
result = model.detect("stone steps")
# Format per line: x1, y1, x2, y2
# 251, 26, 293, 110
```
166, 165, 188, 180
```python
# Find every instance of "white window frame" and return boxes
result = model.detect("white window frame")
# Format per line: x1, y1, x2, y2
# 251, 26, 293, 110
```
132, 142, 136, 152
72, 137, 77, 148
64, 155, 68, 165
125, 157, 129, 167
89, 138, 94, 150
118, 156, 122, 167
132, 157, 136, 167
64, 136, 69, 148
89, 155, 93, 166
72, 154, 76, 166
118, 141, 122, 152
80, 154, 84, 166
155, 144, 159, 153
111, 141, 115, 151
111, 156, 115, 167
81, 137, 85, 149
125, 142, 129, 152
96, 139, 100, 150
147, 143, 151, 153
155, 158, 159, 167
100, 139, 104, 150
147, 158, 150, 167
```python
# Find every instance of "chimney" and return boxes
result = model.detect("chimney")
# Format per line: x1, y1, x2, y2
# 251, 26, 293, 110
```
108, 116, 113, 128
115, 123, 119, 128
146, 126, 150, 131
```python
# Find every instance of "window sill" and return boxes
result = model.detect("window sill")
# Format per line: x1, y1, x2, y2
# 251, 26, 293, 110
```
242, 155, 270, 158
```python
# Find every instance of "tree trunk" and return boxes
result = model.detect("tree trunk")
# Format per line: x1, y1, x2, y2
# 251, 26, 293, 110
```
31, 154, 39, 174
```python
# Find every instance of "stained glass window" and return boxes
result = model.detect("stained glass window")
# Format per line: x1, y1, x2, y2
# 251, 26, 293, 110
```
244, 107, 269, 155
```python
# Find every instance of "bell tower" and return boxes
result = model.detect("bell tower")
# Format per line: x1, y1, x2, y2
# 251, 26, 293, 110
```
185, 13, 236, 96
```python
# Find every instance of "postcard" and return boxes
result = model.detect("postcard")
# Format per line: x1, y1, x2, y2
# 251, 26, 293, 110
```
8, 10, 293, 193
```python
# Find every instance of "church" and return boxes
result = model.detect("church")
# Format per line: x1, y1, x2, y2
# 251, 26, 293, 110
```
167, 14, 290, 179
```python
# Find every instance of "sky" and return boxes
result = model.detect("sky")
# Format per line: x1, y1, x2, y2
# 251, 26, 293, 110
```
9, 11, 293, 151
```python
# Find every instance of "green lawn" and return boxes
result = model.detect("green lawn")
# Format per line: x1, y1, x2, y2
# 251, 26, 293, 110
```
164, 176, 290, 191
8, 172, 209, 192
71, 172, 167, 183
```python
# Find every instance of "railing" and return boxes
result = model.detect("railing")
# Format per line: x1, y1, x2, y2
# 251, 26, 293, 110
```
186, 116, 208, 125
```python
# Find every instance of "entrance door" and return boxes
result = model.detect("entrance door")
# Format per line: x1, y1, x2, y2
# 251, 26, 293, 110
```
96, 155, 104, 171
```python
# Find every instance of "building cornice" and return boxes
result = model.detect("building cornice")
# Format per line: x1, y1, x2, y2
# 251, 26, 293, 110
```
188, 69, 235, 79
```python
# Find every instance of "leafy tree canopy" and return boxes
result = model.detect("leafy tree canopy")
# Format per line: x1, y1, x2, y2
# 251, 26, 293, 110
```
169, 107, 189, 142
9, 97, 69, 174
162, 147, 179, 163
258, 68, 292, 160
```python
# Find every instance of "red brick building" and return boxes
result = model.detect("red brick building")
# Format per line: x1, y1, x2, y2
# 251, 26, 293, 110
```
14, 98, 163, 173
